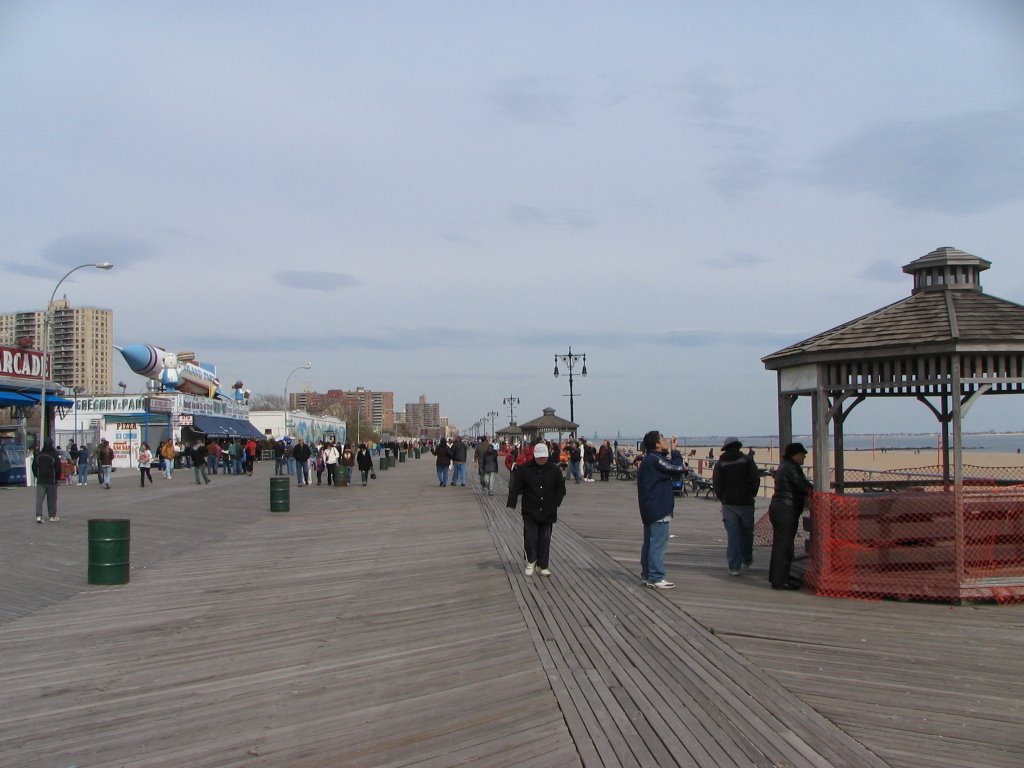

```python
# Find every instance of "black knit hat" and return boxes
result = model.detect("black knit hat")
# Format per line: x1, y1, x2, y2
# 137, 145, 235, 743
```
784, 442, 808, 458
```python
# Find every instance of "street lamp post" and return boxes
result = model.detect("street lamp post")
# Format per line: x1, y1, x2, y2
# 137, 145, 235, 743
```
487, 410, 498, 437
553, 345, 587, 424
72, 386, 87, 446
284, 362, 312, 437
38, 262, 113, 452
502, 395, 519, 426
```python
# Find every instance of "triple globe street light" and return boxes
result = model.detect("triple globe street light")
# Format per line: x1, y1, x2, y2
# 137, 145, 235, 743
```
39, 262, 114, 452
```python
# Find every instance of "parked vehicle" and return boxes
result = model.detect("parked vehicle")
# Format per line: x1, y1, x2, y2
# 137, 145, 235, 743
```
0, 442, 26, 486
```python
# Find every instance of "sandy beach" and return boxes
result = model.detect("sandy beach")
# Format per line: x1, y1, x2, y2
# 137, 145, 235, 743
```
687, 447, 1024, 476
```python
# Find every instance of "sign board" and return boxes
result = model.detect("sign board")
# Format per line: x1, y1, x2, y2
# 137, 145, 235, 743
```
779, 364, 819, 394
0, 346, 45, 380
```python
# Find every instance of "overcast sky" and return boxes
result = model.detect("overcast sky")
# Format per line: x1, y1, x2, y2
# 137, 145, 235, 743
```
2, 1, 1023, 438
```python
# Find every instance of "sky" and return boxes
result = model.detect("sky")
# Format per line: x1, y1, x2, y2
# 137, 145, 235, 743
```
2, 0, 1023, 439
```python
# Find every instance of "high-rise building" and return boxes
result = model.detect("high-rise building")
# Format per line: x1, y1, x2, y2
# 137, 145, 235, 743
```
404, 394, 441, 439
0, 298, 113, 394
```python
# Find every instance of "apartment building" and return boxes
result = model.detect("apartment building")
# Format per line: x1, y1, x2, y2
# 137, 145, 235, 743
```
0, 298, 113, 394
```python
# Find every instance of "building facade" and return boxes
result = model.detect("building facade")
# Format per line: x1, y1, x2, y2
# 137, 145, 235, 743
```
290, 387, 394, 434
0, 299, 113, 394
403, 394, 443, 439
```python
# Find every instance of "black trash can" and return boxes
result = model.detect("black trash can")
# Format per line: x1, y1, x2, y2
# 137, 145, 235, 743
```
88, 519, 130, 585
379, 456, 388, 471
270, 476, 290, 512
399, 451, 406, 463
337, 465, 350, 487
388, 453, 396, 468
414, 447, 421, 459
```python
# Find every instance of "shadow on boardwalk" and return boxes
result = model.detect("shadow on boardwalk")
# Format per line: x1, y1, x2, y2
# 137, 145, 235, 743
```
0, 460, 1020, 766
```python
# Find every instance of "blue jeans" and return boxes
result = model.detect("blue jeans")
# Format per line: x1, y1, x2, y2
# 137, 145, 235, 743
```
722, 505, 755, 571
100, 465, 112, 486
287, 457, 295, 475
233, 457, 244, 475
641, 519, 670, 583
436, 465, 449, 486
296, 463, 309, 485
77, 463, 89, 484
452, 462, 467, 485
569, 462, 581, 483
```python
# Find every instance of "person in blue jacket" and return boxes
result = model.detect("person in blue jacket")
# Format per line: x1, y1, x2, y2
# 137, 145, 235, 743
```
637, 430, 687, 589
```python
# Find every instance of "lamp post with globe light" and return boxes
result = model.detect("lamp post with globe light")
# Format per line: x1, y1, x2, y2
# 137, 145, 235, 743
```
284, 362, 312, 437
553, 346, 587, 424
38, 262, 113, 452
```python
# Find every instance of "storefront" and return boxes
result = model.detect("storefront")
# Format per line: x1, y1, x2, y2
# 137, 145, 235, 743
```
247, 410, 346, 445
54, 392, 264, 469
0, 343, 67, 452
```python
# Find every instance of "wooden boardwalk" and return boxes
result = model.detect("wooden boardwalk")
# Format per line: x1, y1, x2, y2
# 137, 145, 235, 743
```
0, 458, 1020, 766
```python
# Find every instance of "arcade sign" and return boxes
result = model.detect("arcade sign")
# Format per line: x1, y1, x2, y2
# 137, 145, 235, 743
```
0, 346, 45, 380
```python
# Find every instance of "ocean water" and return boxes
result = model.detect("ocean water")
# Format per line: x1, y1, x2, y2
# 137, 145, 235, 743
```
600, 433, 1024, 454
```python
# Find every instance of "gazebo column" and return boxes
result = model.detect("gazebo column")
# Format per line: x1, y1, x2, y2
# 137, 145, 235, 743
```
811, 378, 831, 493
830, 394, 863, 495
951, 356, 965, 588
776, 372, 795, 448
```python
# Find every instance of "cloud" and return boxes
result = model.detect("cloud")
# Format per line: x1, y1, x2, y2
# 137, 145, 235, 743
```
0, 234, 157, 282
705, 250, 768, 270
193, 324, 794, 358
40, 234, 158, 270
509, 205, 595, 230
274, 271, 360, 291
809, 107, 1024, 215
0, 262, 56, 280
487, 77, 574, 126
680, 72, 775, 199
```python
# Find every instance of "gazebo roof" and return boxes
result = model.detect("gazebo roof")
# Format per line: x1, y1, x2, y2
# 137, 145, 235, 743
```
519, 407, 579, 433
496, 422, 523, 437
763, 247, 1024, 368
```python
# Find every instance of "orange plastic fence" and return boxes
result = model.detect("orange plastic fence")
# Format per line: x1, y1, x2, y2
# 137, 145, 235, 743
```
801, 487, 1024, 602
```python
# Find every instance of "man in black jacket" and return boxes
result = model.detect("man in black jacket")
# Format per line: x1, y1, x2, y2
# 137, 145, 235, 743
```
712, 437, 761, 576
32, 438, 63, 523
292, 438, 312, 487
507, 442, 567, 577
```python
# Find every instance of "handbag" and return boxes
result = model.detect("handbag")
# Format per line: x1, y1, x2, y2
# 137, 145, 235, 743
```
370, 471, 377, 479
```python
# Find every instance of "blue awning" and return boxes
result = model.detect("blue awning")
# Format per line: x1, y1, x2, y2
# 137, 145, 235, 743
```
190, 415, 264, 439
5, 391, 74, 407
0, 392, 36, 407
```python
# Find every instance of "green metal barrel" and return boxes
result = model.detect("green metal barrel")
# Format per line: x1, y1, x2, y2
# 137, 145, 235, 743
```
379, 456, 388, 471
270, 476, 290, 512
88, 519, 130, 585
388, 453, 396, 468
337, 465, 350, 486
414, 447, 421, 459
399, 451, 406, 463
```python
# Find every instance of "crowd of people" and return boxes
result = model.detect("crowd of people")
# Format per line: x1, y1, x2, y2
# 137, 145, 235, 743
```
34, 429, 812, 593
495, 430, 811, 593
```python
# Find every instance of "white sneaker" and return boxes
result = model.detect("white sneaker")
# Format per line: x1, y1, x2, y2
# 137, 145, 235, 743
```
524, 562, 536, 576
539, 567, 551, 577
645, 579, 675, 589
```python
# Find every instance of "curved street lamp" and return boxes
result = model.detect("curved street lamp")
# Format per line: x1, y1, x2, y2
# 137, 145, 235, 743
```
284, 362, 312, 437
39, 262, 114, 452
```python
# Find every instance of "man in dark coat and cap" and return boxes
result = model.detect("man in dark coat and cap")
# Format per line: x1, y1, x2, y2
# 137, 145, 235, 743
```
712, 437, 761, 576
507, 441, 566, 577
